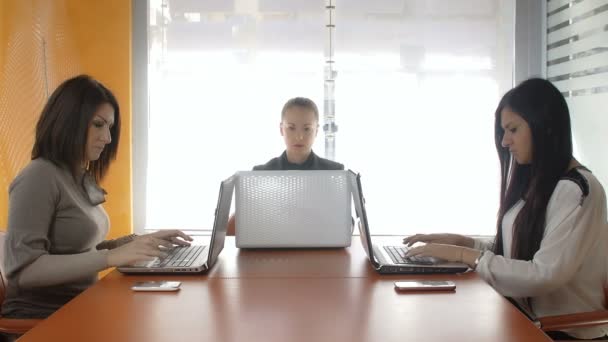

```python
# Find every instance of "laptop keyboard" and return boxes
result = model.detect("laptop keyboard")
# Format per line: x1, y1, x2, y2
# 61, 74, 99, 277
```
149, 245, 206, 268
383, 246, 436, 265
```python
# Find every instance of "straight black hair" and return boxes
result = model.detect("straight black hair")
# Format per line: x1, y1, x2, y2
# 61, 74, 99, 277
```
494, 78, 572, 261
32, 74, 121, 182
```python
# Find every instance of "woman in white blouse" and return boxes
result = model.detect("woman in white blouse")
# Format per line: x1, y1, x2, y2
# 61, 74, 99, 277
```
403, 78, 608, 340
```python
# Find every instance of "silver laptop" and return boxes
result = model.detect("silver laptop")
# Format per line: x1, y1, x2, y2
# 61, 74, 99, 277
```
118, 175, 235, 274
235, 170, 352, 248
349, 171, 469, 274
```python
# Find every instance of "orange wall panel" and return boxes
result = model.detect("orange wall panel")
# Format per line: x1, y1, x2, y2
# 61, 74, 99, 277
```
0, 0, 132, 239
0, 0, 4, 71
64, 0, 133, 239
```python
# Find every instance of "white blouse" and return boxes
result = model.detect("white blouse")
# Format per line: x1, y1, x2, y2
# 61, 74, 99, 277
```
475, 169, 608, 339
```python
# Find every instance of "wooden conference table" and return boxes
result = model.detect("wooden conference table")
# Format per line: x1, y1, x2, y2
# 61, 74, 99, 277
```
19, 237, 551, 342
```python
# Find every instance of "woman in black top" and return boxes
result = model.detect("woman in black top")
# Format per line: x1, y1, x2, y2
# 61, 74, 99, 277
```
226, 98, 345, 236
253, 97, 344, 171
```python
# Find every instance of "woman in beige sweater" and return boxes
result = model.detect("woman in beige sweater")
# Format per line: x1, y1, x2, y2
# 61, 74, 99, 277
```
1, 75, 192, 320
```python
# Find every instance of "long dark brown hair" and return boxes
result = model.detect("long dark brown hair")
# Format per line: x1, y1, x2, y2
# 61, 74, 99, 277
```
32, 74, 121, 182
494, 78, 572, 261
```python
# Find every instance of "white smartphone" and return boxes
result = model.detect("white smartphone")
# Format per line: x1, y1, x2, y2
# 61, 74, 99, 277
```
131, 281, 181, 292
394, 281, 456, 292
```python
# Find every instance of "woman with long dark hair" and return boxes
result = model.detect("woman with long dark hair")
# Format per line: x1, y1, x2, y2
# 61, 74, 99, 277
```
1, 75, 192, 322
403, 78, 608, 340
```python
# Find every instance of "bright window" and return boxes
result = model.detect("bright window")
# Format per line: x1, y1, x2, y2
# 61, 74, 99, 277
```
140, 0, 515, 235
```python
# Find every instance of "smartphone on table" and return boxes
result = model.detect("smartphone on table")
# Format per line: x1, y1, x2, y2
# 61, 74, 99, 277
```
131, 281, 181, 292
394, 281, 456, 292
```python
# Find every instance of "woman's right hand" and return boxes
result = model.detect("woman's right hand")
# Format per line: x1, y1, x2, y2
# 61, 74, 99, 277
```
403, 233, 474, 248
106, 236, 173, 267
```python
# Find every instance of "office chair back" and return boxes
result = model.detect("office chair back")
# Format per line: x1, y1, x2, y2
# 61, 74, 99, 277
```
227, 214, 235, 236
0, 231, 9, 305
537, 263, 608, 340
0, 230, 43, 335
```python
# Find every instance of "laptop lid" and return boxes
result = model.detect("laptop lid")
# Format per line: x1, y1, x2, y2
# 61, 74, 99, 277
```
205, 175, 235, 267
348, 170, 382, 269
235, 170, 352, 248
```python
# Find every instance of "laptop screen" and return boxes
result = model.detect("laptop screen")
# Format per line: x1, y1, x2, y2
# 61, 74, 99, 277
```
207, 175, 235, 265
348, 171, 380, 268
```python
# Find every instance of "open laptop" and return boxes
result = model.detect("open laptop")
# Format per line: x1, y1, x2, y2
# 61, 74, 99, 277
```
118, 175, 235, 274
235, 170, 352, 248
349, 171, 469, 274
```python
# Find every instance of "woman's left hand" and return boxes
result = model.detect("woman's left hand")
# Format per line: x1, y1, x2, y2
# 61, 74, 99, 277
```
405, 243, 480, 267
140, 229, 193, 247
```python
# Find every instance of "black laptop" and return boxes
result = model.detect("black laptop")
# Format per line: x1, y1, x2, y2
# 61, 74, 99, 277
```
118, 175, 234, 274
349, 171, 469, 274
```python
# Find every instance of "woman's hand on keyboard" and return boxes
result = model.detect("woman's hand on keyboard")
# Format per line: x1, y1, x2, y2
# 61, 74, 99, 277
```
107, 236, 173, 267
403, 233, 474, 248
404, 243, 481, 268
140, 229, 193, 247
